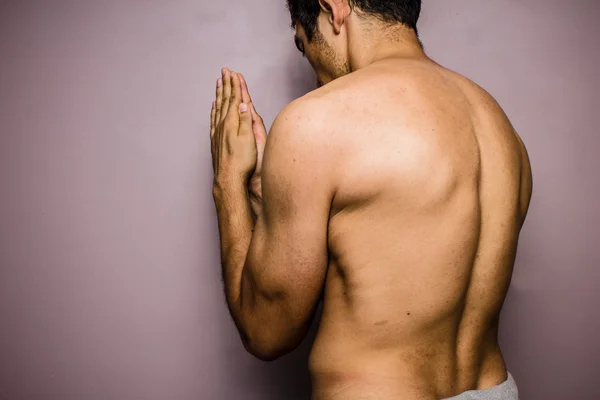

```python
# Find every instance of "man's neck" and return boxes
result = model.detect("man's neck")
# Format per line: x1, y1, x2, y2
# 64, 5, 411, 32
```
347, 24, 428, 72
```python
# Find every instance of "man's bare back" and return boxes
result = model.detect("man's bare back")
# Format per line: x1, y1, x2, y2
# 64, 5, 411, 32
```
302, 58, 533, 399
210, 2, 532, 398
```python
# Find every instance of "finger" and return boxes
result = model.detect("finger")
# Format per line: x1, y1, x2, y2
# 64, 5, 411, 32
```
239, 73, 252, 104
238, 102, 253, 137
210, 101, 216, 170
249, 102, 263, 126
220, 68, 232, 123
225, 72, 243, 127
230, 72, 243, 109
249, 102, 258, 120
210, 101, 216, 138
215, 77, 223, 123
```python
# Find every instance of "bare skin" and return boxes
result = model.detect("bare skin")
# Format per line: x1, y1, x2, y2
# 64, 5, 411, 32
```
209, 2, 532, 399
303, 59, 533, 399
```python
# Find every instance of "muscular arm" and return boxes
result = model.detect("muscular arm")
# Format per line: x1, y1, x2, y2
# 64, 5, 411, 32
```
214, 99, 334, 361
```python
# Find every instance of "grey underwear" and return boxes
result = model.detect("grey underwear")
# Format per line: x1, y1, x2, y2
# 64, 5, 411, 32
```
441, 372, 519, 400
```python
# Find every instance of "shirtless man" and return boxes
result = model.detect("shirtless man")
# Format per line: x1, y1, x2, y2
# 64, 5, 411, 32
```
209, 0, 532, 399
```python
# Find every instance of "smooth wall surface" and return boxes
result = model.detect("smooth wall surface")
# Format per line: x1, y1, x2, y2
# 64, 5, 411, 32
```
0, 1, 598, 399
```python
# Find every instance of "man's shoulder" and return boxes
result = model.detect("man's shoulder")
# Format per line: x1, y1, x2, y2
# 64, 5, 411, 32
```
267, 95, 338, 156
270, 94, 336, 143
263, 95, 341, 190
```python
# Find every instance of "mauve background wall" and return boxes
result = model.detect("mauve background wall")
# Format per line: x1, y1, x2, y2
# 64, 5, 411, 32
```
0, 0, 598, 399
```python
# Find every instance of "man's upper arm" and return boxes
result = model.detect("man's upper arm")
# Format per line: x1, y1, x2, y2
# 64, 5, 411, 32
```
240, 99, 335, 354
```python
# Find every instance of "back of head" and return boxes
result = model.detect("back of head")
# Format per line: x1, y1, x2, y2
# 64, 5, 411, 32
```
286, 0, 422, 41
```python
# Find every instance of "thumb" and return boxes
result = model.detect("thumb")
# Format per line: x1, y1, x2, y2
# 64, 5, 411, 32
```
250, 103, 268, 143
238, 103, 253, 136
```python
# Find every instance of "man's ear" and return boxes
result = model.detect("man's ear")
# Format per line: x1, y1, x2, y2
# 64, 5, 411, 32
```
318, 0, 348, 34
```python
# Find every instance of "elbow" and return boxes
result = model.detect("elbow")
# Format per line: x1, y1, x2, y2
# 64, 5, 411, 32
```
240, 327, 302, 362
241, 335, 290, 362
235, 294, 308, 361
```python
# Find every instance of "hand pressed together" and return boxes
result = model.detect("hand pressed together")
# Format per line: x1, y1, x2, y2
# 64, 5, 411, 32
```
210, 68, 267, 209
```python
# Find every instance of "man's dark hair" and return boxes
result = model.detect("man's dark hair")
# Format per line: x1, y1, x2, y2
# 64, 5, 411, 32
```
286, 0, 422, 41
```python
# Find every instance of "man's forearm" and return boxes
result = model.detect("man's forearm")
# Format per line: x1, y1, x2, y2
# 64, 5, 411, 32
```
212, 180, 254, 323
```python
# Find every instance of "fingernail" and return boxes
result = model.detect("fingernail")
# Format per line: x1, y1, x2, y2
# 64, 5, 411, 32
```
217, 78, 222, 87
240, 103, 248, 112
